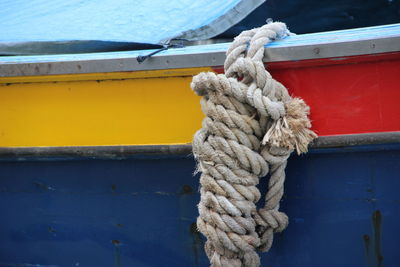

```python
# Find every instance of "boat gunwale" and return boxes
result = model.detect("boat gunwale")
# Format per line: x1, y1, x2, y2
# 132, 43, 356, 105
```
0, 132, 398, 160
0, 24, 399, 77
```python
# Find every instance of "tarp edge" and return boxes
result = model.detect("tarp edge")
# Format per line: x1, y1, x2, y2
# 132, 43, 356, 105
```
175, 0, 266, 41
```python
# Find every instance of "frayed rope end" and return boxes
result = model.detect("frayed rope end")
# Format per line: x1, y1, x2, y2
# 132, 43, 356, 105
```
262, 98, 317, 154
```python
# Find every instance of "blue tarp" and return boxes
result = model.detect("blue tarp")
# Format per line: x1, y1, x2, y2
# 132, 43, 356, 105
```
0, 0, 265, 55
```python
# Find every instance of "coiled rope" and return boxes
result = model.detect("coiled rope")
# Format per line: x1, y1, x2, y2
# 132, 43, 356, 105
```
191, 21, 317, 267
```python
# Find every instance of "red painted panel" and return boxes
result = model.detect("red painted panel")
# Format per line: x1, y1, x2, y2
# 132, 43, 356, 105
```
213, 53, 400, 136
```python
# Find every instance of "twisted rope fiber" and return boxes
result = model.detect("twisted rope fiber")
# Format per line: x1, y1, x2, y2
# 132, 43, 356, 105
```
191, 22, 317, 267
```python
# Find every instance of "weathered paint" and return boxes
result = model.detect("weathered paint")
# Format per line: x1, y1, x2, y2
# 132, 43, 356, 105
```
0, 53, 399, 147
0, 143, 399, 266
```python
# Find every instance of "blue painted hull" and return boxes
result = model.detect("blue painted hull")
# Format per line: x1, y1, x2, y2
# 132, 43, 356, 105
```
0, 144, 399, 266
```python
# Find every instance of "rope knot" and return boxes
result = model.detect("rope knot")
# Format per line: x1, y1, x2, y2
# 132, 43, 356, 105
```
192, 21, 316, 266
254, 209, 289, 233
253, 209, 288, 252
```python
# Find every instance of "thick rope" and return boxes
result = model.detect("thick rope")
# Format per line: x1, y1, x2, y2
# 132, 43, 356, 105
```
192, 22, 317, 267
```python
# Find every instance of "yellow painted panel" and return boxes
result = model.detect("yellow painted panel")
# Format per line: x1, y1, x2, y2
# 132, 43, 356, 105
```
0, 68, 210, 147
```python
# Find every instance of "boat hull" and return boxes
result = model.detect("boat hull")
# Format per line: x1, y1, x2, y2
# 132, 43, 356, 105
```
0, 143, 399, 266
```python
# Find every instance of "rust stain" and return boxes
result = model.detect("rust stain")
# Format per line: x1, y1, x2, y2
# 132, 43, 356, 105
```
372, 210, 383, 267
111, 239, 121, 245
190, 222, 203, 267
363, 234, 372, 266
111, 240, 121, 267
363, 210, 385, 267
363, 234, 370, 253
111, 184, 117, 193
180, 185, 193, 195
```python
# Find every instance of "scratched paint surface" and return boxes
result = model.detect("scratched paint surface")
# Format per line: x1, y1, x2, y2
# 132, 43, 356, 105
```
0, 144, 399, 266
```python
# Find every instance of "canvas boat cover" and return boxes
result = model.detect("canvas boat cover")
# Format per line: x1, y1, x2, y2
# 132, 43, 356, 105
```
0, 0, 265, 55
